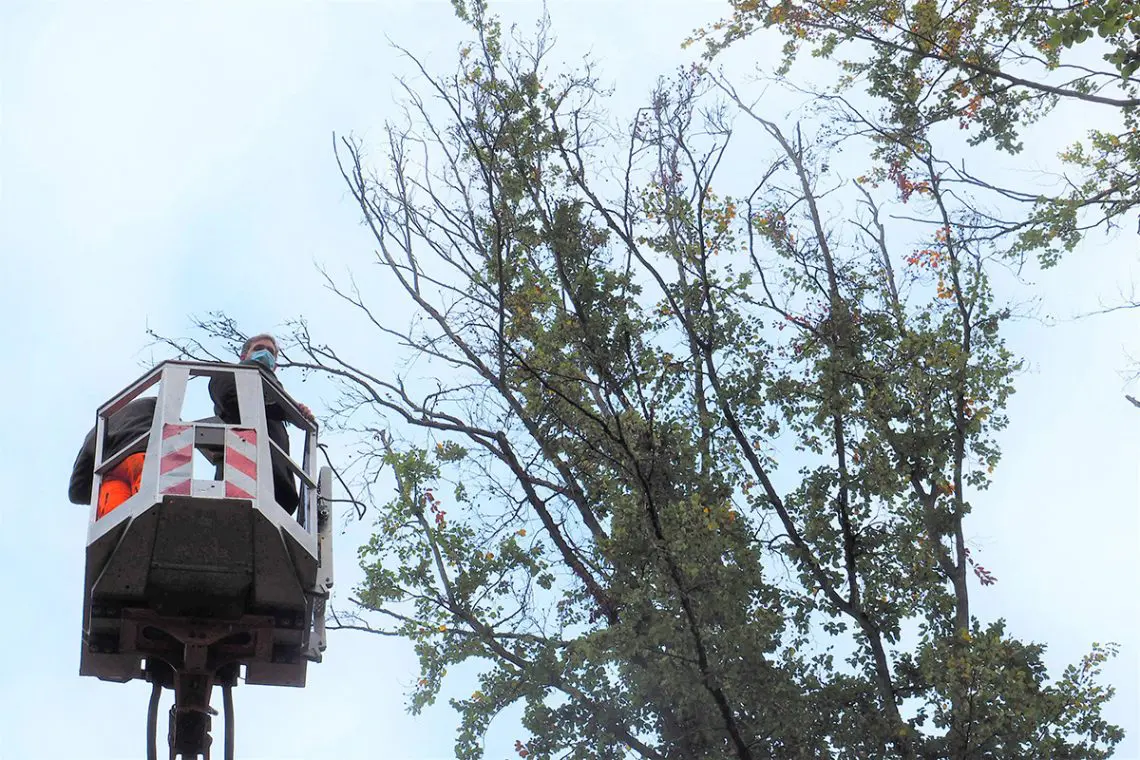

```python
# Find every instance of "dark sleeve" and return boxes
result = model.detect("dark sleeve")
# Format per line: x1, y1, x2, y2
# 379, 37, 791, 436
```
209, 372, 240, 424
265, 399, 288, 422
68, 424, 98, 505
211, 362, 289, 423
262, 370, 289, 422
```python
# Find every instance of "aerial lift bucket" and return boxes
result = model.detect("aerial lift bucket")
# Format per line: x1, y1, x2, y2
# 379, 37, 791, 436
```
78, 360, 335, 759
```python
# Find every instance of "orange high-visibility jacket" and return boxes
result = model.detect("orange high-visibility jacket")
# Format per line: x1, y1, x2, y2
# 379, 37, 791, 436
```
68, 397, 157, 505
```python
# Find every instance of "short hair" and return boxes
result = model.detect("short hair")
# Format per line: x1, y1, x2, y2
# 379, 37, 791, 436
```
240, 333, 278, 358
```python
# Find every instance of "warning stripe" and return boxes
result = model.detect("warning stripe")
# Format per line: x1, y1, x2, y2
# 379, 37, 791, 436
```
225, 428, 258, 499
160, 446, 192, 474
159, 423, 195, 495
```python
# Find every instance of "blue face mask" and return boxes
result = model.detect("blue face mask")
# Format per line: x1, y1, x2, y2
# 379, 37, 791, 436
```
248, 348, 277, 371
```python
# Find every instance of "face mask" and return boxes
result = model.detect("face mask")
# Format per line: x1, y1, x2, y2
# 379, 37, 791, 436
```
248, 348, 277, 371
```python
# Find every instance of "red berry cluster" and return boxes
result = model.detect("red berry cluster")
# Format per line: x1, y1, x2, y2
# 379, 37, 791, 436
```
425, 489, 446, 529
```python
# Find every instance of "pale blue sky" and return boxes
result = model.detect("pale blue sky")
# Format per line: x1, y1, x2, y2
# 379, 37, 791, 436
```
1, 2, 1136, 759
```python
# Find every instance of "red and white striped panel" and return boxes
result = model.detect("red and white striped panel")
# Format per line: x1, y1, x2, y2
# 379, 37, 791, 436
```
224, 428, 258, 499
159, 423, 194, 495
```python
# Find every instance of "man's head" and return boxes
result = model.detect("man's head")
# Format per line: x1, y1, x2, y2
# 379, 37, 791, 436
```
240, 333, 279, 371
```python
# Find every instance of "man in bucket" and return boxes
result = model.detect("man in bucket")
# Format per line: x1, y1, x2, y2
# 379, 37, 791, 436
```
208, 333, 315, 515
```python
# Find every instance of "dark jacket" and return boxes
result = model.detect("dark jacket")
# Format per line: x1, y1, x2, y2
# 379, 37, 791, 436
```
68, 397, 158, 505
208, 361, 300, 514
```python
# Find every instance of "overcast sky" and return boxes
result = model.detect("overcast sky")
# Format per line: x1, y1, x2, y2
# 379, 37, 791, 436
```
1, 2, 1136, 759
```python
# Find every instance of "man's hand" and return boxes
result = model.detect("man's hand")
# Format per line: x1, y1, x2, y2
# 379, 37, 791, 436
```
297, 402, 317, 424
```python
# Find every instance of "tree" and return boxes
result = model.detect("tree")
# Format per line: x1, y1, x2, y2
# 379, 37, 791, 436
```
156, 2, 1123, 757
692, 0, 1140, 266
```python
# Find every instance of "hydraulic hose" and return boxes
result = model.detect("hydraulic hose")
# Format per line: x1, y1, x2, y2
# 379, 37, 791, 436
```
146, 680, 162, 760
223, 683, 235, 760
